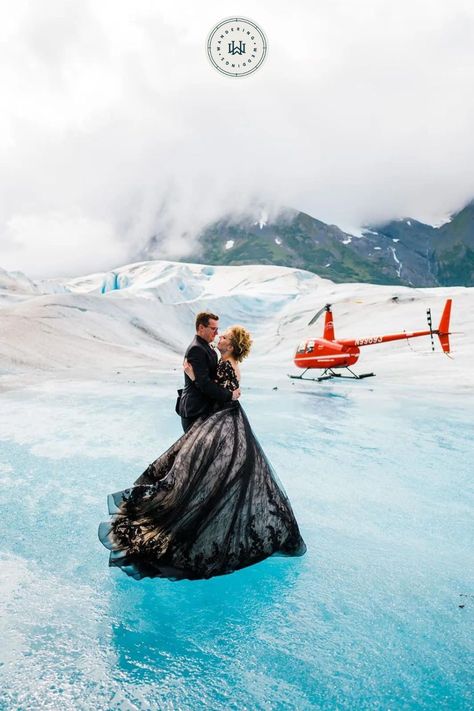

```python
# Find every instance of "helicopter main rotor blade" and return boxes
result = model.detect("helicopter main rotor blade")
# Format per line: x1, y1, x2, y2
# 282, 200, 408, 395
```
308, 304, 331, 326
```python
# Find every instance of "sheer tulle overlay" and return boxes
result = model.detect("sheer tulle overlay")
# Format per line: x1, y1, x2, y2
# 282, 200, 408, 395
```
98, 402, 306, 581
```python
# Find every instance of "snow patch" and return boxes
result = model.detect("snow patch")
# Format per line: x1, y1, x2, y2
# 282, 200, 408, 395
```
275, 237, 282, 246
225, 240, 234, 250
342, 237, 352, 245
392, 238, 400, 243
389, 247, 402, 277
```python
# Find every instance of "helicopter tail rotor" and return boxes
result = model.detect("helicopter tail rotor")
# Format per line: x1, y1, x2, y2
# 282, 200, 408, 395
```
426, 308, 435, 351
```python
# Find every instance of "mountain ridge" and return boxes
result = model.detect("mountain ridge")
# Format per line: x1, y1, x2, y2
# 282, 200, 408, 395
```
138, 200, 474, 287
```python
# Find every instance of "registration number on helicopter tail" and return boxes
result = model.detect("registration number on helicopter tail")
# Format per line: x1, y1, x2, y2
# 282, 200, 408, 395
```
354, 336, 383, 345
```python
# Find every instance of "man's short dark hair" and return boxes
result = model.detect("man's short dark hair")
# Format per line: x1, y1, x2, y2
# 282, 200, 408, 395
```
195, 312, 219, 331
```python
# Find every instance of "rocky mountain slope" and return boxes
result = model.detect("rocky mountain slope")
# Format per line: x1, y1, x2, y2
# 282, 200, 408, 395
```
139, 202, 474, 287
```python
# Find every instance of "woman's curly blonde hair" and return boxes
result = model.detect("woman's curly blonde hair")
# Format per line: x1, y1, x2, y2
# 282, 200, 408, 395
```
228, 325, 252, 362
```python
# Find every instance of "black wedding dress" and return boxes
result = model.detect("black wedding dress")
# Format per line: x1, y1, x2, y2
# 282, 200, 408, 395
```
98, 360, 306, 581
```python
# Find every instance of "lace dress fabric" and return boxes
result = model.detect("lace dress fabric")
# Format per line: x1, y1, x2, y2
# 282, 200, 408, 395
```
98, 360, 306, 581
214, 358, 239, 392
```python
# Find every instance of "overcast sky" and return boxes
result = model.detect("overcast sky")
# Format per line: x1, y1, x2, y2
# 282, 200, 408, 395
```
1, 0, 474, 277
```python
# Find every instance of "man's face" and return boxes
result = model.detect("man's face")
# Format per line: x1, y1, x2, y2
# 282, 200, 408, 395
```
198, 319, 219, 343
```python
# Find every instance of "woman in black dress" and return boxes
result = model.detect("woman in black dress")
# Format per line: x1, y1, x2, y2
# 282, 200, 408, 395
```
98, 325, 306, 581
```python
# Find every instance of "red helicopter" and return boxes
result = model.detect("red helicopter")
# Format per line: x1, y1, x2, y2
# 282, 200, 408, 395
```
289, 298, 452, 381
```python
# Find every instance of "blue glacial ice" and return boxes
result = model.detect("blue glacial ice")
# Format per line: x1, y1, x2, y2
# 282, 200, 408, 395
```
101, 272, 130, 293
0, 376, 472, 710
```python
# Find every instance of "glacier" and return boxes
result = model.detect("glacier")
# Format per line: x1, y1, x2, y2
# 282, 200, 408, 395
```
0, 259, 473, 709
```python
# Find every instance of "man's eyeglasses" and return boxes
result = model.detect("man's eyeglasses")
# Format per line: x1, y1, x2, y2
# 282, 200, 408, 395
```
207, 326, 218, 332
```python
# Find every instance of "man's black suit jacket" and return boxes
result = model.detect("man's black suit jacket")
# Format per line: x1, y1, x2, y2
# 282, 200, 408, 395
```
177, 335, 232, 419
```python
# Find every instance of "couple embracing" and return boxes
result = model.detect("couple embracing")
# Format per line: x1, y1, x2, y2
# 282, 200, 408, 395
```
99, 312, 306, 581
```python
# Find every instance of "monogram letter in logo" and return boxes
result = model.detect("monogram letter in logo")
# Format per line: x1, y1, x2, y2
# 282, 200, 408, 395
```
228, 40, 246, 56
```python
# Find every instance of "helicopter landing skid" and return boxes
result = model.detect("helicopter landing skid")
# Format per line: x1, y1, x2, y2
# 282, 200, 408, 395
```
288, 367, 375, 382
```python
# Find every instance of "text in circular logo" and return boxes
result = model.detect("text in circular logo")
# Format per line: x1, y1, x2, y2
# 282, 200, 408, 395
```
207, 17, 267, 77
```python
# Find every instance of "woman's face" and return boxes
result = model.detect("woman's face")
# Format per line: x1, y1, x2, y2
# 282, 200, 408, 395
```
217, 330, 233, 355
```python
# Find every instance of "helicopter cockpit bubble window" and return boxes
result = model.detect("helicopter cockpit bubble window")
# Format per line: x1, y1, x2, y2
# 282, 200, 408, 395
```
296, 342, 306, 354
305, 341, 315, 353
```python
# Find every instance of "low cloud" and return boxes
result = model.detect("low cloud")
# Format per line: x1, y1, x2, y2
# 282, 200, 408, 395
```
1, 0, 473, 277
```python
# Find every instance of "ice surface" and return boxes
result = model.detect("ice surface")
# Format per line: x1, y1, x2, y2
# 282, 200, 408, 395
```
0, 377, 472, 710
0, 259, 473, 708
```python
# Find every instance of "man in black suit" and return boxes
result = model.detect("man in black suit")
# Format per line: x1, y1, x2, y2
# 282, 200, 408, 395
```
177, 311, 241, 432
